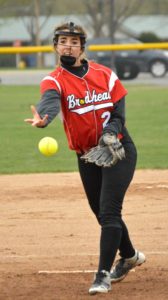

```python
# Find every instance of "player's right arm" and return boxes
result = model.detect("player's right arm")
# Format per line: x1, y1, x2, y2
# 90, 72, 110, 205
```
36, 89, 61, 126
24, 76, 61, 128
24, 104, 49, 127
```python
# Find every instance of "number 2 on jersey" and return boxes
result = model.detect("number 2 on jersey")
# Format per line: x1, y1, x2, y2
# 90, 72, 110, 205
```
101, 111, 111, 128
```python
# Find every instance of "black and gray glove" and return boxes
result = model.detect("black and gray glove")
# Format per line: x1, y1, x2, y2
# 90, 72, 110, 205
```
100, 133, 125, 161
81, 133, 125, 167
81, 144, 114, 167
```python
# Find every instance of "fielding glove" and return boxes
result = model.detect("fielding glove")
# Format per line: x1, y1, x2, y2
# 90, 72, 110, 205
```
81, 133, 125, 167
81, 144, 115, 167
99, 133, 125, 161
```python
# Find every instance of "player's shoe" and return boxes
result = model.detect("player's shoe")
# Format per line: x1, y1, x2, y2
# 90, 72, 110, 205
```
89, 270, 111, 295
110, 250, 146, 283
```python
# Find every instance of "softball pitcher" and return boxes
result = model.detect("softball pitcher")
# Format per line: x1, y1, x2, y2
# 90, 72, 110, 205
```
25, 22, 145, 295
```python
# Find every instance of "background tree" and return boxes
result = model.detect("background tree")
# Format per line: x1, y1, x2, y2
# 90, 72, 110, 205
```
1, 0, 168, 68
79, 0, 165, 39
1, 0, 168, 42
82, 0, 168, 67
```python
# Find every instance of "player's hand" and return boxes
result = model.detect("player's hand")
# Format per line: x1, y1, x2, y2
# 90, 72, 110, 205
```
81, 133, 125, 167
81, 144, 116, 167
100, 133, 125, 161
24, 105, 48, 127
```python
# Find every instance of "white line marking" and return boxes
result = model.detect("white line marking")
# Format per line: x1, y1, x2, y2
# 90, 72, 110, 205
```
145, 251, 168, 255
38, 269, 137, 275
38, 270, 96, 274
146, 185, 168, 189
0, 251, 167, 259
157, 185, 168, 188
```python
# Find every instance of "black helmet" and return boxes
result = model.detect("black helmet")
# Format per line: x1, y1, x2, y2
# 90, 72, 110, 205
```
53, 22, 86, 49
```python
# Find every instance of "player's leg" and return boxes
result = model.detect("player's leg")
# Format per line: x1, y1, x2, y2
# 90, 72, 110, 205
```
110, 217, 146, 283
88, 142, 137, 294
77, 155, 112, 294
97, 169, 135, 273
119, 219, 135, 258
108, 143, 145, 282
77, 154, 102, 222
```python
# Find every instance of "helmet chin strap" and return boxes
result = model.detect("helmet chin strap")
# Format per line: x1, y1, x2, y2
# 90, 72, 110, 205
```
60, 55, 76, 66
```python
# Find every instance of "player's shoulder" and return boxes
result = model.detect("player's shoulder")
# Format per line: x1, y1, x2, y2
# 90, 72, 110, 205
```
40, 66, 62, 94
48, 66, 62, 78
88, 60, 112, 74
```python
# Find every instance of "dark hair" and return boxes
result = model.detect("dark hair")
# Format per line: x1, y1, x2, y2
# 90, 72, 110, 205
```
53, 22, 87, 49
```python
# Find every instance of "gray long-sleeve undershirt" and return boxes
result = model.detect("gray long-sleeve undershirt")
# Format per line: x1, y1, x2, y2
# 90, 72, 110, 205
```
103, 96, 125, 136
36, 89, 61, 126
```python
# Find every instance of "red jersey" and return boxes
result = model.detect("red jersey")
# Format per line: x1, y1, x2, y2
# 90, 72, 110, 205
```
40, 61, 127, 153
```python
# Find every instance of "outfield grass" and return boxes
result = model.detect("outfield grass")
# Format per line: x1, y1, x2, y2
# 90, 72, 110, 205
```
0, 84, 167, 174
125, 85, 168, 169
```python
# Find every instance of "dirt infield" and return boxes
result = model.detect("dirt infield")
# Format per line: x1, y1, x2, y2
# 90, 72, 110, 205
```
0, 170, 168, 300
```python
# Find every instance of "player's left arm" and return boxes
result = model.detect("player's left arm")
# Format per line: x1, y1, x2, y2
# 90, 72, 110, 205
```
97, 97, 126, 163
103, 96, 125, 136
81, 97, 126, 167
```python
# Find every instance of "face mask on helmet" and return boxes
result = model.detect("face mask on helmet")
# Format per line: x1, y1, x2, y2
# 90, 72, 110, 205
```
53, 22, 86, 50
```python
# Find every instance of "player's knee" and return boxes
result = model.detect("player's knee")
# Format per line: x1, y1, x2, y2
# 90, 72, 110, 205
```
99, 214, 122, 229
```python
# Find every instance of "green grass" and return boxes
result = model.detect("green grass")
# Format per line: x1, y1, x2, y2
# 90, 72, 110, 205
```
0, 85, 168, 174
125, 85, 168, 169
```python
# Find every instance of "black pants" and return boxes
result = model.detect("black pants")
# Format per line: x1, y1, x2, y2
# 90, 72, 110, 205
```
77, 142, 137, 270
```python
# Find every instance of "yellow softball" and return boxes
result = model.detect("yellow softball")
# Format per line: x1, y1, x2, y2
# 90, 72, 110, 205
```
38, 137, 58, 157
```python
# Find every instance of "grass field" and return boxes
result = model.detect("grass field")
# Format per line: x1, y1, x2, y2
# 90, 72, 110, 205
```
0, 84, 168, 174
